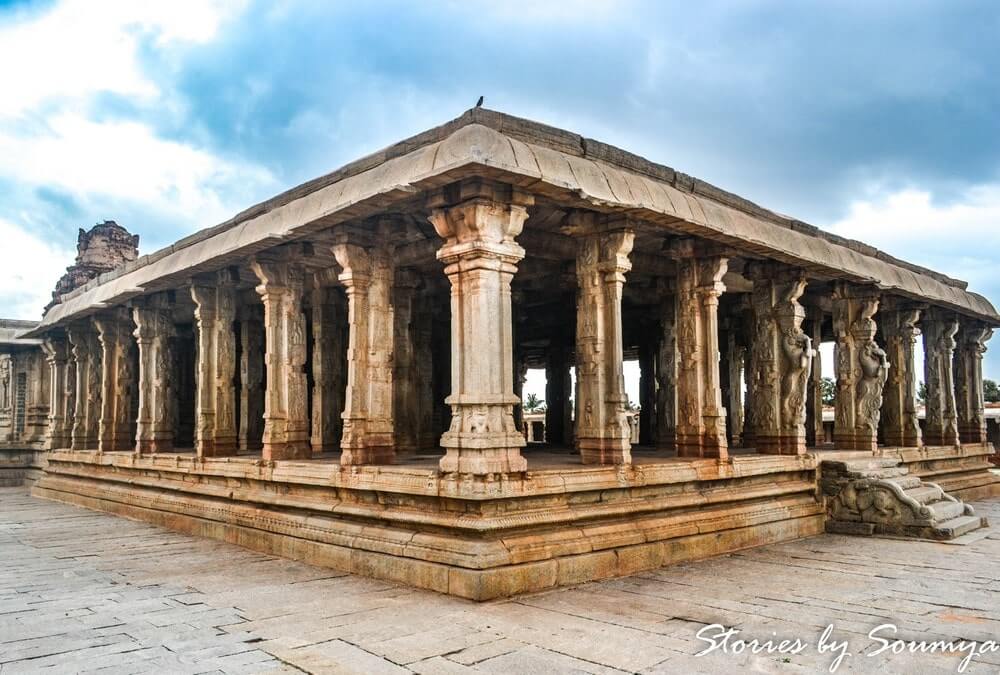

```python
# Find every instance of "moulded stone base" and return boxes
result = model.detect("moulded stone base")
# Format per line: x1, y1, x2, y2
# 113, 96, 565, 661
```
341, 445, 396, 465
880, 432, 921, 448
958, 425, 987, 444
675, 432, 727, 459
262, 442, 313, 461
200, 442, 238, 458
886, 442, 1000, 501
832, 432, 877, 452
33, 449, 823, 600
439, 431, 527, 474
576, 437, 631, 465
755, 433, 807, 455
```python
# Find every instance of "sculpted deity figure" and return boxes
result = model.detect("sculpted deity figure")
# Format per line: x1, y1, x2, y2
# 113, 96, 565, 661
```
777, 279, 812, 429
853, 299, 889, 433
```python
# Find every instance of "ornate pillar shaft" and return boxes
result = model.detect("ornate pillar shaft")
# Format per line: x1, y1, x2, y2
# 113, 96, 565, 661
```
955, 319, 992, 444
333, 227, 395, 465
804, 309, 824, 447
393, 273, 419, 455
238, 304, 265, 452
672, 241, 729, 459
190, 276, 238, 457
428, 180, 531, 474
311, 284, 344, 454
655, 291, 677, 449
832, 284, 888, 452
413, 294, 436, 451
133, 300, 176, 454
724, 332, 746, 448
42, 336, 71, 449
94, 309, 135, 453
638, 330, 656, 446
747, 265, 813, 455
572, 217, 634, 465
922, 311, 960, 446
68, 324, 101, 450
251, 258, 311, 460
879, 306, 923, 447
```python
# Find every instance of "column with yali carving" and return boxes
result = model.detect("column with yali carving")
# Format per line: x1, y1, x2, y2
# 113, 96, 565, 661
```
955, 319, 992, 444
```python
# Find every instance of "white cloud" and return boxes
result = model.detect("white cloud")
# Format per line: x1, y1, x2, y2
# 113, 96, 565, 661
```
0, 218, 75, 320
0, 0, 246, 117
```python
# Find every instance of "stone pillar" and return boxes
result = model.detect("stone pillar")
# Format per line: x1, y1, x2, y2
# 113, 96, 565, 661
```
413, 294, 436, 451
191, 272, 239, 457
133, 300, 177, 454
832, 284, 889, 452
238, 304, 265, 452
251, 258, 311, 460
723, 331, 746, 448
955, 319, 992, 444
655, 290, 678, 450
69, 319, 101, 450
332, 228, 395, 465
427, 180, 531, 474
393, 271, 420, 455
922, 311, 960, 446
672, 241, 729, 459
879, 306, 923, 447
804, 308, 824, 447
570, 214, 635, 465
638, 328, 656, 446
42, 335, 71, 449
545, 343, 573, 447
512, 354, 527, 434
94, 309, 136, 452
746, 265, 813, 455
311, 282, 345, 455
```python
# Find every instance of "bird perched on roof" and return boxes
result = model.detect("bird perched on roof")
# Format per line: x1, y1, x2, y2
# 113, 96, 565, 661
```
476, 96, 484, 107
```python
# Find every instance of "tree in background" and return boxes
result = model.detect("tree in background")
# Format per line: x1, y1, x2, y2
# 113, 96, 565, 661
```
820, 377, 836, 406
917, 381, 927, 404
523, 393, 545, 413
985, 379, 1000, 403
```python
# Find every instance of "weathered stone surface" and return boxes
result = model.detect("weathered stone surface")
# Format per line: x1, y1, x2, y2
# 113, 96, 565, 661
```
880, 304, 923, 447
923, 310, 961, 446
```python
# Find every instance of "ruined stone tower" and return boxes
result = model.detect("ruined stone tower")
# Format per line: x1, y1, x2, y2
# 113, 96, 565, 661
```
48, 221, 139, 310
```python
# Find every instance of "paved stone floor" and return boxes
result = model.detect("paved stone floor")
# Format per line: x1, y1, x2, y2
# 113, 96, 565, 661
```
1, 488, 998, 674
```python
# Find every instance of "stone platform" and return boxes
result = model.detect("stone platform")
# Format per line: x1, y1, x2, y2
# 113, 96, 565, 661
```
34, 447, 824, 601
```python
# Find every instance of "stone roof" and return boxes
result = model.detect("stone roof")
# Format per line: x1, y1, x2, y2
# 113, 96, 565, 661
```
27, 108, 1000, 336
0, 319, 42, 347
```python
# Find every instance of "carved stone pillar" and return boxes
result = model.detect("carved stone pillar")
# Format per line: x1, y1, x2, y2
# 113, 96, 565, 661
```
428, 180, 531, 474
804, 308, 825, 447
879, 306, 923, 447
311, 281, 345, 455
69, 320, 101, 450
191, 272, 238, 457
746, 265, 813, 455
672, 241, 729, 459
251, 258, 311, 460
545, 341, 573, 447
832, 284, 888, 452
42, 336, 71, 449
723, 331, 746, 448
133, 299, 176, 454
331, 229, 395, 465
94, 309, 136, 452
393, 271, 420, 455
922, 311, 960, 446
638, 328, 656, 446
238, 304, 265, 452
655, 289, 678, 449
955, 319, 992, 444
413, 294, 436, 451
570, 215, 634, 465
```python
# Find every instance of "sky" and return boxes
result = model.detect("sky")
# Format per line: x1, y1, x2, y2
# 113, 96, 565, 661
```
1, 0, 998, 397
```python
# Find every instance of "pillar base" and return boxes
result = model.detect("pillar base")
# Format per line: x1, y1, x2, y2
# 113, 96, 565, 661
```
340, 444, 396, 466
262, 442, 312, 461
958, 426, 987, 445
833, 432, 878, 452
923, 432, 960, 447
577, 438, 631, 465
881, 433, 922, 448
439, 432, 527, 474
675, 432, 728, 459
200, 442, 238, 458
754, 433, 807, 455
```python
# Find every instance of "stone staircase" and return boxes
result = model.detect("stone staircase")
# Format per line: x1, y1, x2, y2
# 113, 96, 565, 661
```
821, 457, 988, 540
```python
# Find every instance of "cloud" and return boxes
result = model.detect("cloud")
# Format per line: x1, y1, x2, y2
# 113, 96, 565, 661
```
0, 217, 75, 319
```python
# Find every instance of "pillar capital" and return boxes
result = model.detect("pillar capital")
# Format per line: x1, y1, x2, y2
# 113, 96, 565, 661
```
428, 180, 532, 267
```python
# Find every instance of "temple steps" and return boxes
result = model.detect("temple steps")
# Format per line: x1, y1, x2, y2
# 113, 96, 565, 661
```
822, 456, 989, 541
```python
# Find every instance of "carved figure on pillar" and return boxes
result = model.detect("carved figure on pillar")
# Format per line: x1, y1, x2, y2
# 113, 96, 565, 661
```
427, 179, 532, 474
42, 336, 71, 449
746, 264, 813, 455
832, 284, 887, 451
566, 212, 634, 465
332, 222, 396, 465
922, 311, 961, 446
94, 308, 135, 452
68, 322, 101, 450
879, 306, 923, 447
133, 296, 177, 454
668, 239, 729, 459
955, 319, 992, 444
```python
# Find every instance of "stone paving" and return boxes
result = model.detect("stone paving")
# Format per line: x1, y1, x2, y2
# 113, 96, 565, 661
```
1, 487, 998, 674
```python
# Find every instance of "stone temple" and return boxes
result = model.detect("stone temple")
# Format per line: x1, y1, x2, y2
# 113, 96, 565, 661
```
1, 109, 997, 600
